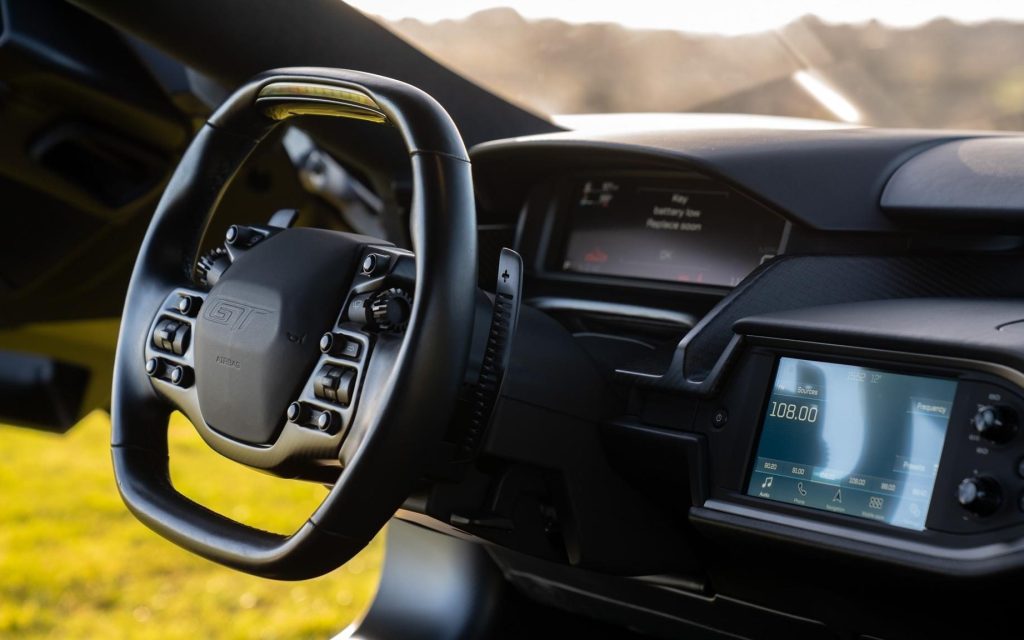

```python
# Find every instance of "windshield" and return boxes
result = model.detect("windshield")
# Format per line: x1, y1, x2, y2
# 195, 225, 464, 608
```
348, 1, 1024, 130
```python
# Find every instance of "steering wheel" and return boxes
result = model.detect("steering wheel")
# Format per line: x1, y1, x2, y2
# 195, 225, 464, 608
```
110, 68, 476, 579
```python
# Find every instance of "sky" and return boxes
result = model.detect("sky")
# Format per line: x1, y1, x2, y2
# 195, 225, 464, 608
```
346, 0, 1024, 35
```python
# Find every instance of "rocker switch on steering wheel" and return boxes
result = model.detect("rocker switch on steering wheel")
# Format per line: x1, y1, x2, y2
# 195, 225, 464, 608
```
313, 365, 356, 406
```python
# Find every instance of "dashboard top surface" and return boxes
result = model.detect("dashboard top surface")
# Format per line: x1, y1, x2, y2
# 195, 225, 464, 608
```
471, 125, 1011, 233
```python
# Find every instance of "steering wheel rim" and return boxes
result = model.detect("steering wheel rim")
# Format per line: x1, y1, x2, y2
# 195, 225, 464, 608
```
110, 67, 476, 579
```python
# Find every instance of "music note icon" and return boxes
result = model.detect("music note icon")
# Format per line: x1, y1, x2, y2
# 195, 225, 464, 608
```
761, 476, 774, 489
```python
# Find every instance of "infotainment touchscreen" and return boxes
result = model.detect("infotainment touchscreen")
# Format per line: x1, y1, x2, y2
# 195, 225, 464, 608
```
559, 177, 786, 287
747, 357, 958, 531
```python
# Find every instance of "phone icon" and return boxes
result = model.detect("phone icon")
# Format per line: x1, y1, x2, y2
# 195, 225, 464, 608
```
797, 481, 807, 496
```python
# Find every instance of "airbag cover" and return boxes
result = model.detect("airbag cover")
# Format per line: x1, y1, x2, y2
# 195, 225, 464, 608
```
195, 228, 359, 444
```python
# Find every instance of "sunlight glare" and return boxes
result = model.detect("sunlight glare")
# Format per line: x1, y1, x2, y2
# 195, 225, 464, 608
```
792, 70, 861, 123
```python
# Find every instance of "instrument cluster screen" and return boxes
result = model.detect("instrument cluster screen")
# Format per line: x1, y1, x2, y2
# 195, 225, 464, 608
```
747, 357, 958, 531
559, 177, 786, 287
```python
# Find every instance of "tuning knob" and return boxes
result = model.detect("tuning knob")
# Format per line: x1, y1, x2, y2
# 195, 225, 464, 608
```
972, 405, 1018, 443
957, 476, 1002, 516
369, 288, 412, 332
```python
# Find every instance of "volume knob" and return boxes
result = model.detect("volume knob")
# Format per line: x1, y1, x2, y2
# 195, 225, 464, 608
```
957, 476, 1002, 516
972, 405, 1017, 443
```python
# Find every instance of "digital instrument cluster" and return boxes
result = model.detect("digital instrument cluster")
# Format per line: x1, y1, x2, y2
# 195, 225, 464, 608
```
558, 176, 787, 287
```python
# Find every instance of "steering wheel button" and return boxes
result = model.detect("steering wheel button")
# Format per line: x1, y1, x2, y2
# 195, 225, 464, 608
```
312, 365, 357, 405
152, 318, 180, 352
347, 293, 373, 325
314, 373, 333, 400
225, 224, 263, 247
335, 369, 357, 405
319, 332, 335, 353
315, 410, 336, 432
341, 340, 360, 359
314, 365, 345, 402
176, 295, 201, 317
320, 332, 360, 359
171, 323, 191, 355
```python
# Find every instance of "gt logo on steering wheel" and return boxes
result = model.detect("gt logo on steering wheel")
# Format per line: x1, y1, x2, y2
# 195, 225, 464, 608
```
203, 298, 271, 331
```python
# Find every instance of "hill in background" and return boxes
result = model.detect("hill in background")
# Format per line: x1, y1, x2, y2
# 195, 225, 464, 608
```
387, 8, 1024, 130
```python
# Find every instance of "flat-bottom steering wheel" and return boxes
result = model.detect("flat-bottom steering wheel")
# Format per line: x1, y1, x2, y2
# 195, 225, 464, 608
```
111, 68, 476, 579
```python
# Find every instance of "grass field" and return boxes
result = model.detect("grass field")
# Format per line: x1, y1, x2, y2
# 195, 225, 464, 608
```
0, 411, 382, 639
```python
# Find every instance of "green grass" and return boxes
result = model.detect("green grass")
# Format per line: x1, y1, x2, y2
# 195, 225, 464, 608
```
0, 411, 382, 639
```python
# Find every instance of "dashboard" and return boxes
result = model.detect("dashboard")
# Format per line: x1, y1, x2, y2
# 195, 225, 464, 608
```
438, 125, 1024, 639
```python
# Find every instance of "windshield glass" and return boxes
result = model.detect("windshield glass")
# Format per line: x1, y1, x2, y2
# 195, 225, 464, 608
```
348, 1, 1024, 130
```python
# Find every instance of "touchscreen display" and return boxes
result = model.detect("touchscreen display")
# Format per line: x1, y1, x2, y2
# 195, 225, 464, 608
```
747, 357, 957, 531
560, 177, 786, 287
